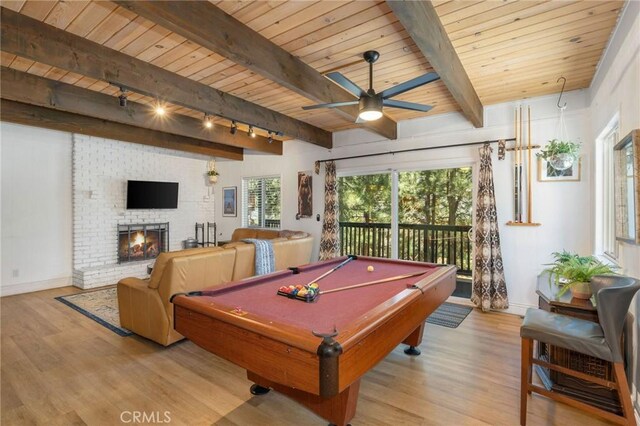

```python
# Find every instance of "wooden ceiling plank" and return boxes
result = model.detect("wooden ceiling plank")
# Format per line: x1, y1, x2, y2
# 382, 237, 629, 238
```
466, 38, 614, 76
434, 0, 484, 18
244, 1, 315, 34
456, 6, 620, 57
0, 52, 16, 67
387, 0, 483, 127
43, 0, 89, 29
7, 56, 33, 72
1, 99, 243, 160
114, 1, 397, 140
460, 19, 620, 66
103, 15, 155, 51
452, 1, 621, 48
270, 2, 373, 46
0, 66, 280, 155
150, 40, 201, 69
66, 1, 118, 37
16, 0, 55, 20
1, 7, 332, 147
0, 1, 26, 12
261, 1, 344, 41
445, 1, 554, 40
86, 6, 137, 44
439, 0, 514, 26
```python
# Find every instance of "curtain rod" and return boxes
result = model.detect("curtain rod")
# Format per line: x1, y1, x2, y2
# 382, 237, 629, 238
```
316, 138, 515, 164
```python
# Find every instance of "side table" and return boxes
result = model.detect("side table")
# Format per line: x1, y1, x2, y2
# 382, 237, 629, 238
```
535, 273, 621, 414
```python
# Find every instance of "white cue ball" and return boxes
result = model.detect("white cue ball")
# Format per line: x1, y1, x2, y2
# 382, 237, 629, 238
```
367, 265, 374, 272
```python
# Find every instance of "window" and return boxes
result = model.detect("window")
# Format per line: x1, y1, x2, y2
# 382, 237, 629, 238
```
596, 121, 619, 259
242, 176, 281, 228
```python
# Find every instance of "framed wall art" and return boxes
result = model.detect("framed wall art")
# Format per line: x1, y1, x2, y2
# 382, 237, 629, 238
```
222, 186, 237, 217
297, 171, 312, 219
538, 157, 581, 182
614, 129, 639, 244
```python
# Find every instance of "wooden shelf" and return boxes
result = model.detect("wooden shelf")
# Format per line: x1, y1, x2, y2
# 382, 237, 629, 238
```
506, 221, 541, 227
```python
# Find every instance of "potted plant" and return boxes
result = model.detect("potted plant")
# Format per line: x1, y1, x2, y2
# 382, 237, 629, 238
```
543, 251, 617, 299
536, 139, 581, 171
207, 169, 219, 184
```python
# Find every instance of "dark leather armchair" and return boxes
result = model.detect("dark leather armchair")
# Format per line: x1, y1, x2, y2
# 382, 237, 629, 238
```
520, 275, 640, 425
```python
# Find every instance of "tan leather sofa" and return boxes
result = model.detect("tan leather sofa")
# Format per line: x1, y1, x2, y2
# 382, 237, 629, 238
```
117, 229, 313, 346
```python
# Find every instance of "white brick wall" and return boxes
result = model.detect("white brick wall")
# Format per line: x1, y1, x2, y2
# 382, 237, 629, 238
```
72, 134, 215, 288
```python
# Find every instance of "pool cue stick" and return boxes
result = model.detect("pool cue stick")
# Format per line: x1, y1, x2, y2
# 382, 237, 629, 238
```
527, 106, 532, 223
514, 108, 519, 222
518, 106, 524, 222
303, 255, 356, 288
319, 271, 429, 295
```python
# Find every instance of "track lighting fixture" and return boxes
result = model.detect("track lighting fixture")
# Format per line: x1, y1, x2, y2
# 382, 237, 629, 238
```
230, 120, 237, 135
204, 114, 213, 129
118, 87, 127, 107
248, 125, 256, 138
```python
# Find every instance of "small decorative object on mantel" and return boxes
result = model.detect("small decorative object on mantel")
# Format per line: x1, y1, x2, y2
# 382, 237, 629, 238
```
506, 105, 541, 227
541, 250, 618, 299
207, 159, 219, 184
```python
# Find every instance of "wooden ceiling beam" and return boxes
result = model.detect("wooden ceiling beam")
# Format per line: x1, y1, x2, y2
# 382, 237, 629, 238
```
0, 66, 282, 155
387, 1, 484, 128
114, 1, 398, 140
1, 99, 243, 160
0, 7, 332, 148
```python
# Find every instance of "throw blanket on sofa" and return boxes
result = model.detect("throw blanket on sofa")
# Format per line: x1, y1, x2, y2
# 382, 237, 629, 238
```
242, 239, 275, 275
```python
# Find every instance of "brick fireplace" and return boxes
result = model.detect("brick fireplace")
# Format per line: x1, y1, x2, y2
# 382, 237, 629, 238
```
71, 134, 215, 289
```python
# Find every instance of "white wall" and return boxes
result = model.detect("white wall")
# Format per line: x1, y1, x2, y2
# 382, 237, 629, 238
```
216, 89, 592, 314
588, 0, 640, 412
1, 123, 73, 296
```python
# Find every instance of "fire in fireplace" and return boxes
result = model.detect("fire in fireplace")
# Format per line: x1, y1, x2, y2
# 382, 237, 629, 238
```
118, 223, 169, 263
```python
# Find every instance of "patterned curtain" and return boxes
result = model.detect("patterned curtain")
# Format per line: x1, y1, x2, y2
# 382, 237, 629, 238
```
471, 144, 509, 311
318, 161, 340, 260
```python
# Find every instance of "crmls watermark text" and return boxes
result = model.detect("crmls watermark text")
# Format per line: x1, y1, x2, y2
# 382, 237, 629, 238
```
120, 411, 171, 423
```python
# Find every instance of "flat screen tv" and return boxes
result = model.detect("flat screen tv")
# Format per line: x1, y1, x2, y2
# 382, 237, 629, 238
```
126, 180, 179, 209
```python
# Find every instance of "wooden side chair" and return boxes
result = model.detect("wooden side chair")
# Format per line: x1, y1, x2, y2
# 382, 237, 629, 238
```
520, 275, 640, 425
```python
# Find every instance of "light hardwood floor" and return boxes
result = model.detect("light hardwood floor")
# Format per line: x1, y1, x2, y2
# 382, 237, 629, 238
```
1, 287, 615, 426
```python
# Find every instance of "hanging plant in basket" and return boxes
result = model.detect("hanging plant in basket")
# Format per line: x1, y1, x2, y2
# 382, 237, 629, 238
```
207, 169, 219, 184
536, 139, 581, 171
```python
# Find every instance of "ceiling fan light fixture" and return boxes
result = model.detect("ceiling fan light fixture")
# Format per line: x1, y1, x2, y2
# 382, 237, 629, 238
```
358, 95, 383, 121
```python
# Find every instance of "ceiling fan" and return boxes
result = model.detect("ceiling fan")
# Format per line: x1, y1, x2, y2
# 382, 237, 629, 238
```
303, 50, 440, 122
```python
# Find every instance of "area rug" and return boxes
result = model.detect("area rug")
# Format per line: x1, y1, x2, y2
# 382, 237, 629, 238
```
56, 287, 132, 336
426, 302, 473, 328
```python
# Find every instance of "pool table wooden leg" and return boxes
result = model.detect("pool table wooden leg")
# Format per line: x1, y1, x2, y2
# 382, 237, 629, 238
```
402, 322, 425, 355
247, 371, 360, 426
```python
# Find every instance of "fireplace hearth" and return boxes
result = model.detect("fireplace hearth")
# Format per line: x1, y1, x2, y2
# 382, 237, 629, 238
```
118, 223, 169, 263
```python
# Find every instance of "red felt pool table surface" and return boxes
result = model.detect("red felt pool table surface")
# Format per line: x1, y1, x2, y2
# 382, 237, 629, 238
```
191, 256, 440, 333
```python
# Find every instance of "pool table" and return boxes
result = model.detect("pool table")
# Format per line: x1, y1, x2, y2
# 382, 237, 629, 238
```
172, 256, 456, 425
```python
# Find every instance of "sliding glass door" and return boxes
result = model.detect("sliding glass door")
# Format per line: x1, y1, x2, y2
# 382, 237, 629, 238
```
338, 173, 392, 258
338, 167, 473, 278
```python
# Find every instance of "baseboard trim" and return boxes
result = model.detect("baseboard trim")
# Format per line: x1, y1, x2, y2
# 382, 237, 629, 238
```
1, 276, 72, 297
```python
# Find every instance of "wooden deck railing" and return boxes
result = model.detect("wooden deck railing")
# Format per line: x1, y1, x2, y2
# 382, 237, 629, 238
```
339, 221, 472, 276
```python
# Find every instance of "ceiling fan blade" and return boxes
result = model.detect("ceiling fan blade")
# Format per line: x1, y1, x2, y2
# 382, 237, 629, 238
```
383, 99, 433, 113
380, 72, 440, 99
326, 72, 366, 98
302, 100, 360, 111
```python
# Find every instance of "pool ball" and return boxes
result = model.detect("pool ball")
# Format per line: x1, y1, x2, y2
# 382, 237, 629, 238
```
367, 265, 374, 272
